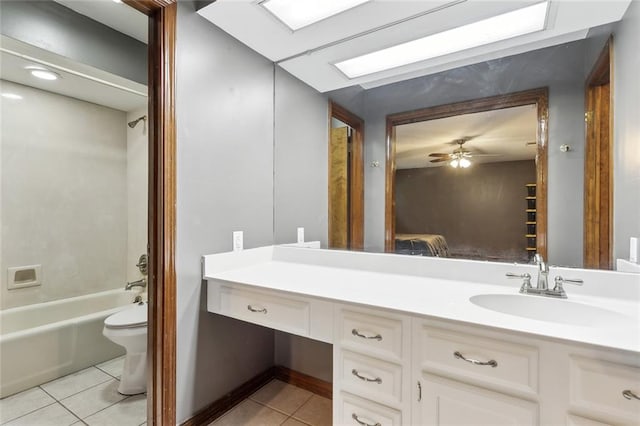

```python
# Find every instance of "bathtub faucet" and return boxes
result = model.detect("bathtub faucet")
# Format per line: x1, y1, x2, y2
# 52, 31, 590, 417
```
125, 278, 147, 291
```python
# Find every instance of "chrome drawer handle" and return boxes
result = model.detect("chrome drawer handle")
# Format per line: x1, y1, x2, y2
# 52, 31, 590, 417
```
352, 329, 382, 341
623, 390, 640, 400
352, 369, 382, 384
454, 351, 498, 368
247, 305, 267, 314
352, 413, 381, 426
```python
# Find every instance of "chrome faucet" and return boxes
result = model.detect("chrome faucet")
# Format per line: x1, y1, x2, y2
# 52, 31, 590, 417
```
534, 253, 549, 291
125, 277, 147, 291
506, 254, 584, 298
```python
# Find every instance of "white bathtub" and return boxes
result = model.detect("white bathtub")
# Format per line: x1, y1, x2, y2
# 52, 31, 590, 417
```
0, 289, 138, 398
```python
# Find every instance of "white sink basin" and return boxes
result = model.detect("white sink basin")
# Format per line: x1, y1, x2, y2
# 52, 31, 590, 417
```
469, 294, 629, 327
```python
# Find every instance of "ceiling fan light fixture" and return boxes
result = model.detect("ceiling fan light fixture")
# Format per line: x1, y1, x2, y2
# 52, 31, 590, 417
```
450, 159, 460, 168
261, 0, 371, 31
459, 158, 471, 168
335, 1, 548, 78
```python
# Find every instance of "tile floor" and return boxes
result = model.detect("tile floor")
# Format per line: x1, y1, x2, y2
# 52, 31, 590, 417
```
0, 356, 147, 426
209, 380, 331, 426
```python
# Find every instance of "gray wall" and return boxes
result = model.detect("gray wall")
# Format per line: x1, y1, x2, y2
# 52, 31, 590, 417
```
176, 2, 275, 422
329, 41, 587, 267
0, 0, 147, 85
274, 67, 329, 246
395, 160, 536, 262
613, 1, 640, 262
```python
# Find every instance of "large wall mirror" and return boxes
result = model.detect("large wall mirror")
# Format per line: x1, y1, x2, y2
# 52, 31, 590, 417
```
322, 25, 628, 270
246, 0, 640, 273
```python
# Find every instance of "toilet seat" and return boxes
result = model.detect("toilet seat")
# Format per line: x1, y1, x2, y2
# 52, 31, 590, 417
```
105, 304, 147, 329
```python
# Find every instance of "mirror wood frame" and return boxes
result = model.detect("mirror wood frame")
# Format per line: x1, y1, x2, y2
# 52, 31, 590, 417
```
328, 101, 365, 250
123, 1, 176, 425
384, 88, 549, 261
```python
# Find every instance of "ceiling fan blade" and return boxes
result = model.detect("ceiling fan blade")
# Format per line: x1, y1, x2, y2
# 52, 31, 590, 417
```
430, 158, 450, 163
428, 153, 450, 157
468, 153, 504, 157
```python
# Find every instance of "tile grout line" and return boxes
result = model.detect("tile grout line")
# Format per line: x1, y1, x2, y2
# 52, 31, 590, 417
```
35, 387, 84, 426
80, 394, 135, 422
39, 367, 115, 400
0, 396, 58, 425
57, 389, 131, 422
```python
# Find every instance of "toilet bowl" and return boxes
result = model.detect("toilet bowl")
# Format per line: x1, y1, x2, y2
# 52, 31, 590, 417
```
103, 303, 147, 395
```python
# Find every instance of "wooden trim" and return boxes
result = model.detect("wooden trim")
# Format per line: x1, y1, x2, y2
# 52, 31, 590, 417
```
584, 37, 613, 269
180, 367, 277, 426
274, 366, 333, 400
124, 1, 177, 425
384, 88, 549, 259
329, 101, 365, 250
180, 366, 332, 426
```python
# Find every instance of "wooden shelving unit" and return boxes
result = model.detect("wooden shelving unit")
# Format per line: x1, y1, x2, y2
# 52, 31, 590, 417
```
525, 184, 537, 261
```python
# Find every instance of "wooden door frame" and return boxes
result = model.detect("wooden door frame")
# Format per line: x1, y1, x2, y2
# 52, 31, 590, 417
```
124, 1, 176, 424
384, 88, 549, 260
584, 37, 613, 269
329, 101, 365, 250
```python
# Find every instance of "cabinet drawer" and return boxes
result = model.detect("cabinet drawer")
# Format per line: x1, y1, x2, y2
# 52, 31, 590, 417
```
566, 414, 612, 426
417, 325, 538, 394
340, 309, 404, 361
218, 285, 309, 337
570, 356, 640, 422
339, 392, 402, 426
419, 374, 538, 425
340, 350, 403, 406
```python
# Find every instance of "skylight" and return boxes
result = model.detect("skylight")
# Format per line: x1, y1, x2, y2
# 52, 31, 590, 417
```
335, 1, 549, 79
261, 0, 371, 31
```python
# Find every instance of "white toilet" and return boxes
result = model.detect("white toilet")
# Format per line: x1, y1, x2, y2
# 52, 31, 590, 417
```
103, 303, 147, 395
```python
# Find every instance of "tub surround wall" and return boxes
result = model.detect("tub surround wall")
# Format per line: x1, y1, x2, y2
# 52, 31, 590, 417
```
1, 81, 127, 310
126, 107, 148, 282
176, 2, 276, 422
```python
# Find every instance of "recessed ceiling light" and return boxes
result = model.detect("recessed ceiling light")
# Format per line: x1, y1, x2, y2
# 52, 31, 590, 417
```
26, 66, 60, 81
261, 0, 371, 31
335, 1, 549, 79
1, 93, 23, 100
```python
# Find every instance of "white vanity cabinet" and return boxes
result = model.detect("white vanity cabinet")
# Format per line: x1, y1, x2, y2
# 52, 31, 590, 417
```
333, 305, 412, 426
206, 280, 334, 344
412, 320, 539, 425
203, 247, 640, 426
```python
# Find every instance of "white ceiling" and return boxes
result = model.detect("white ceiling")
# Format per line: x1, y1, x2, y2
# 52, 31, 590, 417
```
0, 37, 147, 112
53, 0, 148, 44
199, 0, 631, 92
395, 104, 538, 169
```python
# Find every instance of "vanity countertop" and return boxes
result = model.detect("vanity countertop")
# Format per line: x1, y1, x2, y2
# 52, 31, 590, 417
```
203, 245, 640, 353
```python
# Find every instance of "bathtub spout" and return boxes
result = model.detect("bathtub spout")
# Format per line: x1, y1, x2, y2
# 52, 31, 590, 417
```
125, 278, 147, 291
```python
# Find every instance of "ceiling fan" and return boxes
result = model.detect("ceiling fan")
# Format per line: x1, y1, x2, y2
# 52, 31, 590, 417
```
428, 138, 500, 168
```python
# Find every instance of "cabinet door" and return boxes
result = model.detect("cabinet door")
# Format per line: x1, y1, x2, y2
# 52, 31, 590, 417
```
415, 374, 538, 425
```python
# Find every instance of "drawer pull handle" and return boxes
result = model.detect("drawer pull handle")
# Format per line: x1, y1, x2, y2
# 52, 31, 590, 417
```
352, 329, 382, 341
351, 369, 382, 384
623, 390, 640, 400
247, 305, 267, 314
454, 351, 498, 368
352, 413, 381, 426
